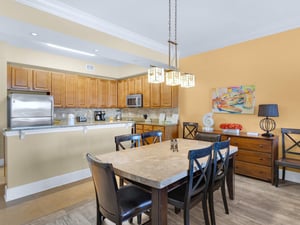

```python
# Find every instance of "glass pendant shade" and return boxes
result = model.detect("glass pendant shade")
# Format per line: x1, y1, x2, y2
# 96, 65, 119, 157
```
148, 67, 164, 83
166, 70, 181, 86
181, 73, 195, 88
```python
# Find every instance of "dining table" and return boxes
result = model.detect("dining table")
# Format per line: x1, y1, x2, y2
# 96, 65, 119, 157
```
96, 138, 238, 225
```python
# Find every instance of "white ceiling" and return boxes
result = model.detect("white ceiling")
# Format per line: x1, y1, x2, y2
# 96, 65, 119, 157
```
1, 0, 300, 77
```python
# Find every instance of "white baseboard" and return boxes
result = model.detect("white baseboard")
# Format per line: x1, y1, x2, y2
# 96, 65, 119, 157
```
4, 168, 91, 202
0, 158, 3, 167
279, 169, 300, 184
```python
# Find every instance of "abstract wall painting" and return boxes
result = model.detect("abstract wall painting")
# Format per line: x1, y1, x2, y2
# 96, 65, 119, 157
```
212, 85, 256, 114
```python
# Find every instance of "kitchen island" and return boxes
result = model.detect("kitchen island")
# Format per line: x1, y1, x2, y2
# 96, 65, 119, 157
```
2, 121, 134, 202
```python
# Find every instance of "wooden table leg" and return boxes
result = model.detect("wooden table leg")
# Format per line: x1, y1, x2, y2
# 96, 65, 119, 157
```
226, 154, 236, 200
151, 187, 168, 225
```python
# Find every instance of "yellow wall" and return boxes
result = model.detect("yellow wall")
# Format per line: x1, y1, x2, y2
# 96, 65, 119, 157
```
179, 28, 300, 138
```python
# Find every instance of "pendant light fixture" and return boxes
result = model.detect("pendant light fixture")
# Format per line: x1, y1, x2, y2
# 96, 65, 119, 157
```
148, 0, 195, 88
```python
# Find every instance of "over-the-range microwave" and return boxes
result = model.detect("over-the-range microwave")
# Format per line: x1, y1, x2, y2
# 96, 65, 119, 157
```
126, 94, 143, 108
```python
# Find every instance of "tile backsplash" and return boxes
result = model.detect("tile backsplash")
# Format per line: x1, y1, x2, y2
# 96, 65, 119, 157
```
54, 108, 178, 122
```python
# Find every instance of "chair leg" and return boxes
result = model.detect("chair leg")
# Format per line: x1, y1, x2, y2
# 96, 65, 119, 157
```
96, 208, 102, 225
221, 182, 229, 214
275, 164, 279, 187
202, 194, 210, 225
137, 214, 142, 225
119, 177, 124, 187
209, 191, 216, 225
183, 208, 190, 225
282, 167, 286, 181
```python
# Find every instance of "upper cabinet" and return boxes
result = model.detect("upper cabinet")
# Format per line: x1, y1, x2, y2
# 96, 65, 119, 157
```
107, 80, 118, 108
65, 74, 77, 108
88, 78, 98, 108
51, 72, 65, 108
32, 69, 51, 91
76, 76, 89, 108
7, 65, 51, 92
117, 79, 128, 108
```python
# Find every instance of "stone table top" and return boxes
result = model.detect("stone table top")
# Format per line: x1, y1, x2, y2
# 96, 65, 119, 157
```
96, 138, 238, 189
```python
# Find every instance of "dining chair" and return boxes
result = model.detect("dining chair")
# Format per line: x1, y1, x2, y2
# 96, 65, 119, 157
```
275, 128, 300, 187
195, 132, 221, 142
114, 133, 141, 186
208, 139, 231, 225
114, 133, 141, 151
183, 122, 199, 139
86, 153, 152, 225
167, 144, 213, 225
141, 130, 163, 145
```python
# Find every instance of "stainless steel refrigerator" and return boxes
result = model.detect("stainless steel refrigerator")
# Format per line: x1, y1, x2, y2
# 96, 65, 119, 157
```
8, 93, 54, 129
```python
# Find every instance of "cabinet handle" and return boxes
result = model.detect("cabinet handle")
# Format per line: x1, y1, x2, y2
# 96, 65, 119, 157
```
259, 144, 264, 148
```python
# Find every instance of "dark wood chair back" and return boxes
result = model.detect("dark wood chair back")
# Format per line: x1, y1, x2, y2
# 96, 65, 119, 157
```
168, 144, 213, 225
195, 132, 221, 142
115, 133, 141, 151
208, 138, 231, 225
275, 128, 300, 187
141, 130, 163, 145
86, 153, 152, 225
183, 122, 199, 139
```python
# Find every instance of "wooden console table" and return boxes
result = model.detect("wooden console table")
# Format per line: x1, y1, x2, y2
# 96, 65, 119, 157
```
201, 130, 279, 184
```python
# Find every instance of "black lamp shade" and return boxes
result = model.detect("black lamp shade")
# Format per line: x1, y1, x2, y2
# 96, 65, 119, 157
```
258, 104, 279, 117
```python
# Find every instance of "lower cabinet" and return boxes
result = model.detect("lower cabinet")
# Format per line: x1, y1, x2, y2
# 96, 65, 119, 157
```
135, 123, 178, 141
218, 132, 278, 184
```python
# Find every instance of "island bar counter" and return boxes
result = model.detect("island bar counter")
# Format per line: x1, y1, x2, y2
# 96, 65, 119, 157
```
2, 122, 133, 202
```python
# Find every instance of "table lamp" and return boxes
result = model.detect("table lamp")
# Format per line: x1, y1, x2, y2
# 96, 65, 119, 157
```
258, 104, 279, 137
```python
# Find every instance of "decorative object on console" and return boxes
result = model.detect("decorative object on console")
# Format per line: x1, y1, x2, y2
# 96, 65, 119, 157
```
202, 112, 214, 132
220, 123, 243, 134
258, 104, 279, 137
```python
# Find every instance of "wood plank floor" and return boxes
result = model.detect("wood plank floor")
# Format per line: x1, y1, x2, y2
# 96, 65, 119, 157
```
0, 174, 300, 225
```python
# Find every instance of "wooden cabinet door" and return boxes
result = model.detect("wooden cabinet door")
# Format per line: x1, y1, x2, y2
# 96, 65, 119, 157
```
160, 84, 179, 108
134, 76, 143, 94
51, 72, 65, 108
65, 74, 77, 108
88, 78, 98, 108
142, 75, 151, 108
33, 69, 51, 91
150, 83, 161, 108
117, 80, 128, 108
8, 66, 32, 90
160, 83, 172, 108
97, 79, 108, 107
127, 78, 135, 95
76, 76, 89, 108
107, 80, 117, 108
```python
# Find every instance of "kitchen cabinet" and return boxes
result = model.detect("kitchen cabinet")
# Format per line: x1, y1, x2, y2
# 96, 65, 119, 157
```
8, 65, 33, 90
209, 131, 278, 184
76, 76, 89, 108
107, 80, 117, 108
8, 65, 51, 92
65, 74, 77, 108
127, 78, 135, 95
142, 75, 151, 108
135, 123, 178, 141
134, 76, 143, 94
32, 69, 51, 92
150, 83, 161, 108
97, 79, 108, 107
88, 78, 98, 108
117, 79, 128, 108
51, 72, 65, 108
161, 82, 179, 108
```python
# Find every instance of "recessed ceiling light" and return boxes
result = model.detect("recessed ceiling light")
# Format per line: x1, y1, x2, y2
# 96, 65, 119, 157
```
31, 32, 38, 36
45, 43, 96, 57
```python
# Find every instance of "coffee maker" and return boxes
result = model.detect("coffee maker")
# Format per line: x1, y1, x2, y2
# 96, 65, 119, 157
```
94, 111, 105, 121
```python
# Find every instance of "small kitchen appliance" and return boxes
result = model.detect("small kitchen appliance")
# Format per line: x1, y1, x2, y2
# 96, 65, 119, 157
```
126, 94, 143, 108
94, 111, 106, 121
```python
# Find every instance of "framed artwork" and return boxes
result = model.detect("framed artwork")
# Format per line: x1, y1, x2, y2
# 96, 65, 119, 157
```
212, 85, 256, 114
